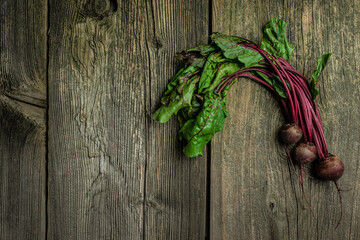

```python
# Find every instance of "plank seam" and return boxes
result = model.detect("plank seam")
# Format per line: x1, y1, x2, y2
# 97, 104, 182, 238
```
205, 1, 212, 239
45, 0, 50, 239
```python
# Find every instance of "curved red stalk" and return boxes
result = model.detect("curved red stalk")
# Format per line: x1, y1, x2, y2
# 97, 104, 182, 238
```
240, 43, 297, 122
245, 44, 301, 122
294, 84, 313, 142
308, 105, 329, 158
218, 40, 329, 159
298, 107, 308, 141
218, 73, 274, 92
217, 70, 291, 120
286, 70, 313, 101
275, 57, 329, 158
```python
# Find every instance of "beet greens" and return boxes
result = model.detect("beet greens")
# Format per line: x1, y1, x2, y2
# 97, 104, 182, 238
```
153, 17, 346, 227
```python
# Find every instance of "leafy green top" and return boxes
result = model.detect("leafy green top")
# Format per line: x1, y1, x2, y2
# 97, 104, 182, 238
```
310, 53, 332, 99
153, 17, 332, 157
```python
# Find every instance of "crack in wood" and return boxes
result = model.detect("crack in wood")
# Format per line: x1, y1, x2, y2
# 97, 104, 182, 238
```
3, 92, 46, 108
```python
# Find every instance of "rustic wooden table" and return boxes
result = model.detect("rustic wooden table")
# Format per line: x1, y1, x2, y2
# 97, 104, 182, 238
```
1, 0, 359, 239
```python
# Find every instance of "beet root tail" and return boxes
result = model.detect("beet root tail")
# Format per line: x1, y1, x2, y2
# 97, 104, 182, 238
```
334, 181, 343, 229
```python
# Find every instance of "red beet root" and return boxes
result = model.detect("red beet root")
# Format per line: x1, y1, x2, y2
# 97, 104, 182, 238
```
279, 123, 303, 144
314, 155, 344, 181
294, 142, 317, 165
290, 142, 318, 217
314, 155, 345, 228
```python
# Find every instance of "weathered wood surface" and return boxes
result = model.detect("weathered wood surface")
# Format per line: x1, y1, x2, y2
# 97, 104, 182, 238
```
211, 0, 360, 239
0, 0, 47, 239
48, 0, 207, 239
48, 1, 145, 238
145, 1, 208, 239
2, 0, 360, 239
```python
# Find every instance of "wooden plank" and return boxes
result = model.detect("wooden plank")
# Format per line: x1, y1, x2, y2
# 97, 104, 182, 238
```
48, 0, 208, 239
0, 0, 47, 239
47, 0, 146, 239
211, 0, 360, 239
144, 1, 208, 239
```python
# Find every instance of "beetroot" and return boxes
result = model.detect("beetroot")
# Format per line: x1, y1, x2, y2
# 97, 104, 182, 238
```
314, 155, 344, 181
279, 123, 303, 144
294, 142, 317, 165
289, 142, 318, 217
314, 155, 345, 228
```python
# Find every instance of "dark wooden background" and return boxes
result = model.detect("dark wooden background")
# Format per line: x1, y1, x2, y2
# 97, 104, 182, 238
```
1, 0, 359, 239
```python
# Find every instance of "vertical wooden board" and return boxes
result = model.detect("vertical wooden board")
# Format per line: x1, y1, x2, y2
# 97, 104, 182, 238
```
211, 0, 360, 239
0, 0, 47, 239
144, 1, 208, 239
48, 0, 147, 239
210, 3, 289, 239
313, 0, 360, 238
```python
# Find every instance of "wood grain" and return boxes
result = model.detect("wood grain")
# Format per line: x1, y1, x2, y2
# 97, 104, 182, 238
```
2, 0, 360, 239
0, 0, 47, 239
48, 0, 208, 239
144, 1, 208, 239
48, 1, 146, 239
211, 0, 360, 239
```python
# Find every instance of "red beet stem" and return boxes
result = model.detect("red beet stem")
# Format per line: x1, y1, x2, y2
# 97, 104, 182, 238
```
241, 43, 297, 122
217, 71, 291, 120
216, 40, 329, 159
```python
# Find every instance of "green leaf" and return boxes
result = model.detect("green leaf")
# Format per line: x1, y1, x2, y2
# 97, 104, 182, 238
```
176, 44, 218, 70
272, 76, 287, 98
203, 62, 242, 94
254, 72, 287, 98
179, 92, 228, 157
189, 58, 207, 68
176, 52, 207, 68
160, 64, 200, 105
260, 17, 294, 61
185, 44, 219, 56
210, 32, 264, 68
177, 109, 189, 129
254, 71, 272, 85
220, 78, 238, 98
177, 95, 203, 128
153, 73, 199, 123
210, 32, 250, 59
310, 53, 332, 99
197, 52, 228, 94
236, 50, 264, 68
160, 66, 187, 102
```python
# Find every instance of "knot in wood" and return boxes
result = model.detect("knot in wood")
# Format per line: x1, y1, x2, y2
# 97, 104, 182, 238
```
81, 0, 117, 20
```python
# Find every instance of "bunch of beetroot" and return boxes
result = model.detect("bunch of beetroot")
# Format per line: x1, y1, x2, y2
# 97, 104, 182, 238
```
153, 17, 346, 227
